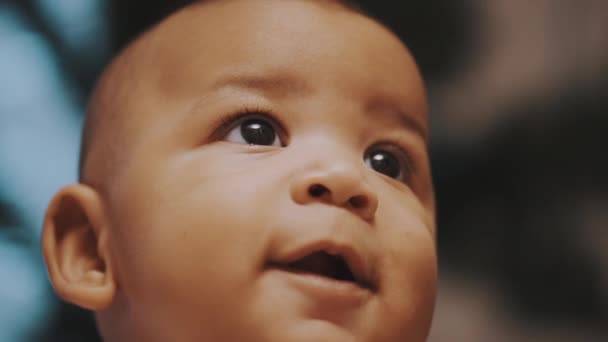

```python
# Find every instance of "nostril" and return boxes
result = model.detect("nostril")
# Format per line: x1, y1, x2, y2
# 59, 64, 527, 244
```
349, 195, 368, 209
309, 184, 328, 198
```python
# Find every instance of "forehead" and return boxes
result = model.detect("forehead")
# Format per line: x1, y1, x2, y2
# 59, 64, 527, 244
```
151, 0, 420, 88
126, 0, 427, 133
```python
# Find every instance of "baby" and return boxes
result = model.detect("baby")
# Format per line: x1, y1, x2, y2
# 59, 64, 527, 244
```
41, 0, 437, 341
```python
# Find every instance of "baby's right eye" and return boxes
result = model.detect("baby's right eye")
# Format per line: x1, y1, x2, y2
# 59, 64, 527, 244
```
223, 115, 282, 147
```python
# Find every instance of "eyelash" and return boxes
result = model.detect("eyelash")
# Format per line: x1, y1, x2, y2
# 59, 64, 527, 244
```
213, 106, 417, 181
368, 140, 417, 180
215, 105, 288, 144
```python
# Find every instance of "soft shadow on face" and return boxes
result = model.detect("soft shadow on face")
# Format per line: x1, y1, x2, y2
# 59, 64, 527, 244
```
93, 1, 436, 341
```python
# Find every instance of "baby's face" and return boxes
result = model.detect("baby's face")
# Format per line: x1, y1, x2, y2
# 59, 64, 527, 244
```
101, 1, 436, 341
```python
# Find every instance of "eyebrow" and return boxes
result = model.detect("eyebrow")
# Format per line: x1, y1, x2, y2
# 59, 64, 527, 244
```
366, 98, 429, 142
211, 72, 312, 98
211, 72, 428, 141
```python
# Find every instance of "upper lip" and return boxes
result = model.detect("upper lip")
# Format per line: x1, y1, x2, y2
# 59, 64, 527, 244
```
268, 240, 375, 291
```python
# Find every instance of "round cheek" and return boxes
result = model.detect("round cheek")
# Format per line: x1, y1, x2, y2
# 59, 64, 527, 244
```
106, 150, 291, 339
373, 214, 437, 340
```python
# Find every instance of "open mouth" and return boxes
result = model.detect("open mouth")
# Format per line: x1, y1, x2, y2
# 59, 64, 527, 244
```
286, 250, 356, 282
269, 250, 372, 290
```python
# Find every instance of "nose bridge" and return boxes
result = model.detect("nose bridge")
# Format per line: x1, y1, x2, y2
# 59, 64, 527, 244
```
315, 139, 361, 176
316, 151, 363, 188
290, 138, 378, 221
297, 136, 365, 186
305, 132, 359, 164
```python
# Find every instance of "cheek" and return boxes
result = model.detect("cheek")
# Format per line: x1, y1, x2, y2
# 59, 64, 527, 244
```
106, 154, 286, 316
374, 207, 437, 337
382, 229, 437, 302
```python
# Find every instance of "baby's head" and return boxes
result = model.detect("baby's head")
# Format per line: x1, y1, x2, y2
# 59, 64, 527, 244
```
42, 0, 437, 341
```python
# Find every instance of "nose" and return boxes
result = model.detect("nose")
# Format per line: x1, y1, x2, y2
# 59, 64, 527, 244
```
289, 158, 379, 221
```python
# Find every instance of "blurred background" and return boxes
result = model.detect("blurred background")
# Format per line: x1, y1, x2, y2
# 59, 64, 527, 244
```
0, 0, 606, 341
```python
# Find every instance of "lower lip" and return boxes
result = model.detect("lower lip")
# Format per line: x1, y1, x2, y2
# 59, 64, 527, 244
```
265, 267, 372, 304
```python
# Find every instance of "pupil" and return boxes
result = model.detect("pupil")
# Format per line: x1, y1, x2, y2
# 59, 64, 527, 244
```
241, 119, 276, 145
370, 150, 400, 178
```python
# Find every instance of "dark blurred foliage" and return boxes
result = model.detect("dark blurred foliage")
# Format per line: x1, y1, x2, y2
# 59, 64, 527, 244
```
358, 1, 477, 82
16, 0, 103, 100
3, 0, 606, 341
435, 81, 608, 319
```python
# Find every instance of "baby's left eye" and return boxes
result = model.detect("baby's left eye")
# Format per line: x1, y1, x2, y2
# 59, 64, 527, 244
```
224, 117, 281, 147
364, 145, 412, 181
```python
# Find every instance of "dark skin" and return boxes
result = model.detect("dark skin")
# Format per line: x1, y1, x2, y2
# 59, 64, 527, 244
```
42, 1, 437, 341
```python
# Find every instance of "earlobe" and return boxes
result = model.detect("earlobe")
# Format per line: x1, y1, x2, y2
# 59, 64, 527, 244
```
42, 184, 116, 310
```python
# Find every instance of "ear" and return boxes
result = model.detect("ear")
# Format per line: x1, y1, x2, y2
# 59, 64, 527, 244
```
42, 184, 116, 310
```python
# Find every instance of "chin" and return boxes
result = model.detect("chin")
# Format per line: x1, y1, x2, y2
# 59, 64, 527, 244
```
258, 319, 362, 342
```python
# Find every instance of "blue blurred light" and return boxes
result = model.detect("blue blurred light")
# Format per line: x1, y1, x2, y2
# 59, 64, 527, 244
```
34, 0, 110, 64
0, 1, 108, 340
0, 233, 51, 342
0, 4, 82, 237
